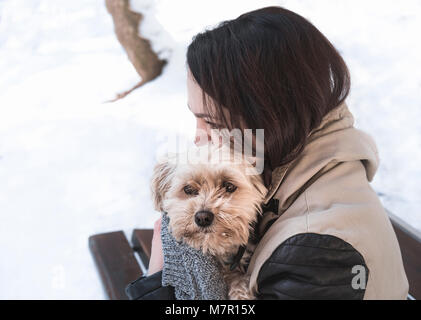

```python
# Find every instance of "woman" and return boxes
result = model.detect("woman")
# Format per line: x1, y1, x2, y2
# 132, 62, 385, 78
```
127, 6, 408, 300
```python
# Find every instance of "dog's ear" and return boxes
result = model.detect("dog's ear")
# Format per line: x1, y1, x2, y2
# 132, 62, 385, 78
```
246, 170, 268, 214
248, 173, 267, 199
151, 155, 176, 212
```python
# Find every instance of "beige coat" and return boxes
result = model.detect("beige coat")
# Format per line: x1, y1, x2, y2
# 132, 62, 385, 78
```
247, 102, 409, 299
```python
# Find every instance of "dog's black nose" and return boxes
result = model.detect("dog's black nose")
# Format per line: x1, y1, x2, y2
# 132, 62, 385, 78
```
194, 210, 214, 227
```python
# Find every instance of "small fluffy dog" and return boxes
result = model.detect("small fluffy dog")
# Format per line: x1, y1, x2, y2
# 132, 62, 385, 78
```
151, 143, 267, 299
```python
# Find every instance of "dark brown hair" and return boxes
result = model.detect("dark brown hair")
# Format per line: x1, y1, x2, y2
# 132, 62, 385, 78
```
186, 6, 350, 186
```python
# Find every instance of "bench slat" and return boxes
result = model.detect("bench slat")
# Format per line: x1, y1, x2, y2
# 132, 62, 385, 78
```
131, 229, 154, 269
89, 231, 143, 300
388, 211, 421, 300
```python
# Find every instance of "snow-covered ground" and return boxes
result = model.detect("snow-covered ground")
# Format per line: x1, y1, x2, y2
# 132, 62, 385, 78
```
0, 0, 420, 299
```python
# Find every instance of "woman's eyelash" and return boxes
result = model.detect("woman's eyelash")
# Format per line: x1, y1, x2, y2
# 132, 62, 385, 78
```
205, 121, 219, 129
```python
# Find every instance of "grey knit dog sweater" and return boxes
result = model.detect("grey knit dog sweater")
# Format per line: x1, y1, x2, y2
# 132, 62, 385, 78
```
160, 213, 228, 300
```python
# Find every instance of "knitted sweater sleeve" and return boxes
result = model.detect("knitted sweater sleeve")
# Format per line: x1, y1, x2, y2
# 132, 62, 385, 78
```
125, 214, 228, 300
160, 213, 228, 300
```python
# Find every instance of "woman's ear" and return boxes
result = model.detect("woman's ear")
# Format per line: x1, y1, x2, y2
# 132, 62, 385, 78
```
151, 155, 176, 212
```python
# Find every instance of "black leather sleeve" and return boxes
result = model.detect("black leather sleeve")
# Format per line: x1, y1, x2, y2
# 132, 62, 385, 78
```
256, 233, 369, 300
125, 271, 176, 300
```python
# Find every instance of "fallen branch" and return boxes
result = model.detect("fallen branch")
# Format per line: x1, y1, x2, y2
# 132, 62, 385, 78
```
105, 0, 167, 102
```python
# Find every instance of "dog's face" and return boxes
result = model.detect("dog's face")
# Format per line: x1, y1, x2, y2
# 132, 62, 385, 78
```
151, 144, 267, 257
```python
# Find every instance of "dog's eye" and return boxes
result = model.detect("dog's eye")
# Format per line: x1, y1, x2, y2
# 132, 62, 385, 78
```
223, 181, 237, 193
183, 185, 198, 196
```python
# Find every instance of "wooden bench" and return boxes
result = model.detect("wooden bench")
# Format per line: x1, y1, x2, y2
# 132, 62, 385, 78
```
387, 211, 421, 300
89, 229, 153, 300
89, 213, 421, 300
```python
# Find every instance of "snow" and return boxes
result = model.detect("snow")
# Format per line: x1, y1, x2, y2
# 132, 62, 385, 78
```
0, 0, 420, 299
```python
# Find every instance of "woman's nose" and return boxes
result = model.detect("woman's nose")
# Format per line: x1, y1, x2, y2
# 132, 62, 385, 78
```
194, 135, 202, 145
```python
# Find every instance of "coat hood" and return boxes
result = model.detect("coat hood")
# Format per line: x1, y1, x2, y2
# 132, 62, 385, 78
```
263, 102, 380, 212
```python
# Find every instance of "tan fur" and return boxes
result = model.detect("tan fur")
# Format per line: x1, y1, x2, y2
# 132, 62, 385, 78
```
151, 144, 267, 300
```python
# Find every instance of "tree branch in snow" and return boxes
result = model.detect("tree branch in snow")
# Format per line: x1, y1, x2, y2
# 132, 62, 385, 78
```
105, 0, 167, 102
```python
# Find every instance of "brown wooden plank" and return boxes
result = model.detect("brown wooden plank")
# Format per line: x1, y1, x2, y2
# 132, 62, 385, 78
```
89, 231, 143, 300
388, 211, 421, 300
131, 229, 154, 269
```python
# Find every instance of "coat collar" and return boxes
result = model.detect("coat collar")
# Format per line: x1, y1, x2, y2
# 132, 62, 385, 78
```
262, 101, 378, 207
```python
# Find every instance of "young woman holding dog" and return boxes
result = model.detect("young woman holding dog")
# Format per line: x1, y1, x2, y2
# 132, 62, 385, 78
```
128, 6, 408, 300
